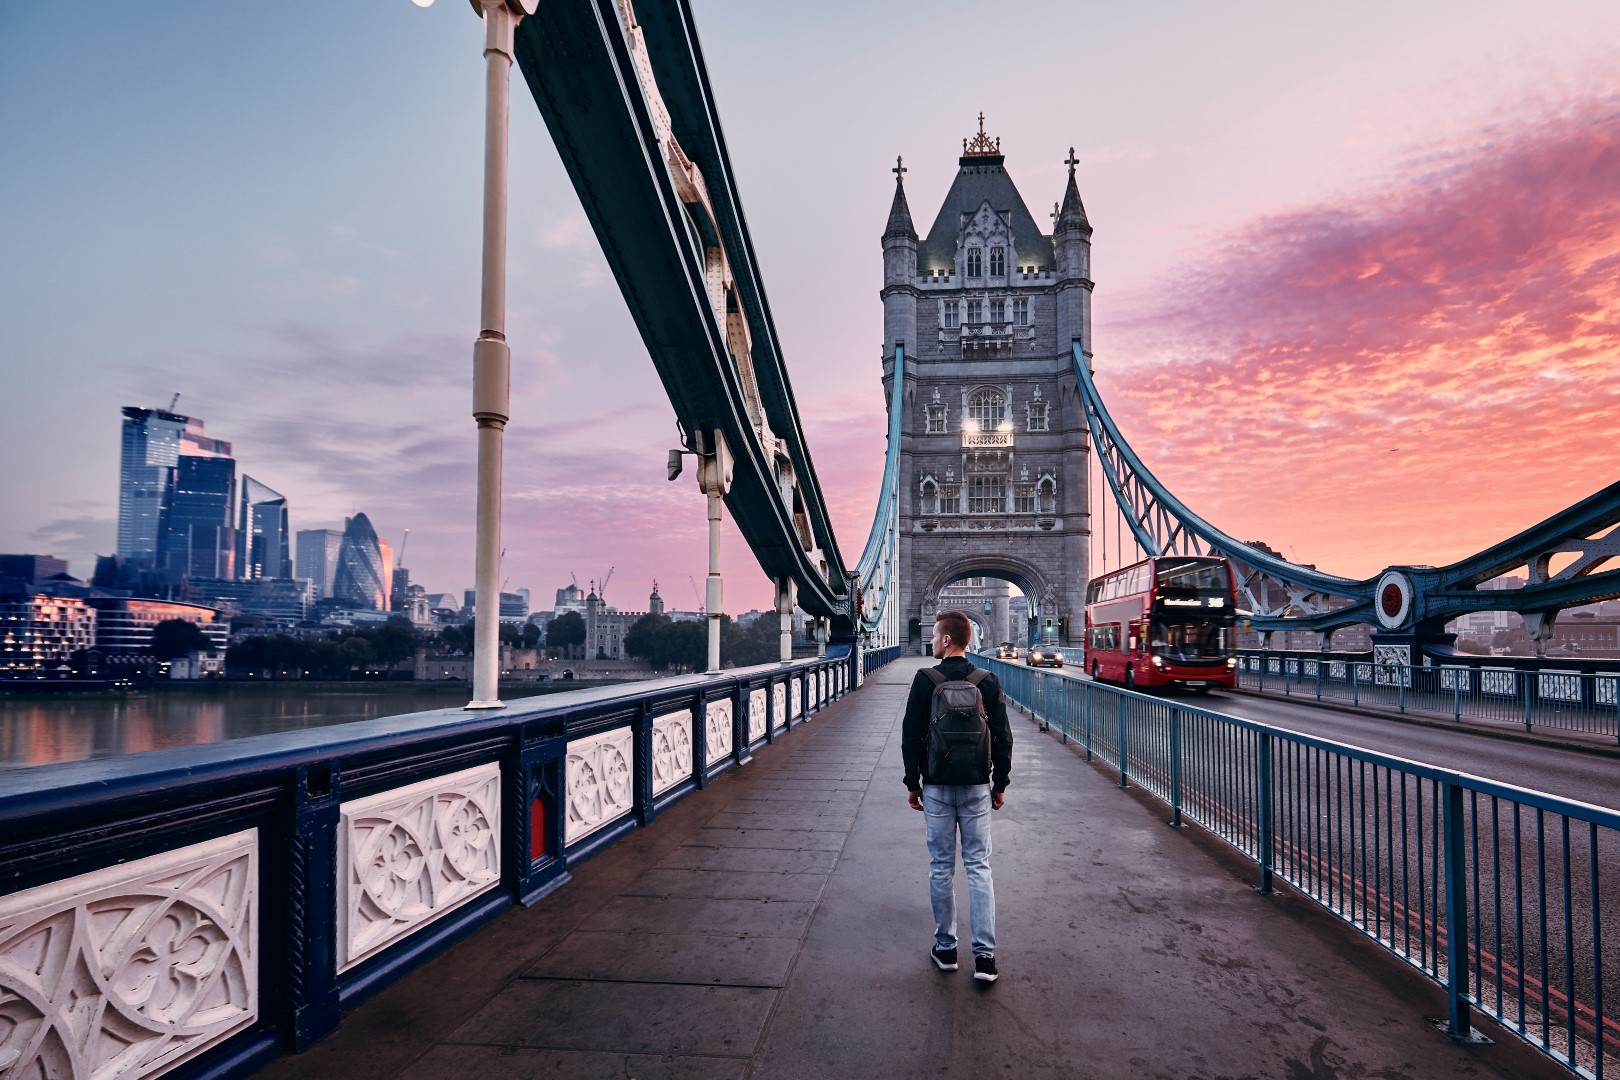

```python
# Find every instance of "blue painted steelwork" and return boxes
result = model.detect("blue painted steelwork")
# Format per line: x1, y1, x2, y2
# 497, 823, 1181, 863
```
0, 652, 887, 1077
1237, 652, 1620, 743
1071, 341, 1620, 639
853, 343, 906, 640
985, 655, 1620, 1075
511, 0, 853, 627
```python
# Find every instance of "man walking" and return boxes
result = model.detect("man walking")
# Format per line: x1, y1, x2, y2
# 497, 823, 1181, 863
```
903, 610, 1012, 982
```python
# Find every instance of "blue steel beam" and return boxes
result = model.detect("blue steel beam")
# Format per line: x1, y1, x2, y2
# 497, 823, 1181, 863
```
1073, 341, 1620, 636
511, 0, 851, 624
853, 344, 905, 635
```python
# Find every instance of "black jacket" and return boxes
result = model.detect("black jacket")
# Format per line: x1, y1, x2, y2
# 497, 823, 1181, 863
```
902, 655, 1013, 792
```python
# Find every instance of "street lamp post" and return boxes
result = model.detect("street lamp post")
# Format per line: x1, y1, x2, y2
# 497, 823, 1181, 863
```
466, 0, 535, 709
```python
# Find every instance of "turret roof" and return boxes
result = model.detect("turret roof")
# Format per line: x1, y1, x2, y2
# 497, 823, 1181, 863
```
884, 156, 917, 243
917, 161, 1053, 273
1055, 148, 1091, 234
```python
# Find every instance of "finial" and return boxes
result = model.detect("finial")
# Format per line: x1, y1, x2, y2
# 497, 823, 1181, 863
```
1051, 201, 1059, 223
893, 155, 906, 183
963, 113, 1001, 158
1065, 147, 1079, 175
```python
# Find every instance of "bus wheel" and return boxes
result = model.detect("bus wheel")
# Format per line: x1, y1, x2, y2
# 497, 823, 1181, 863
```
1125, 665, 1136, 689
1091, 661, 1101, 680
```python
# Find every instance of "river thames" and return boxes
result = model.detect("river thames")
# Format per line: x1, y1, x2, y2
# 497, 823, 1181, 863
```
0, 683, 590, 769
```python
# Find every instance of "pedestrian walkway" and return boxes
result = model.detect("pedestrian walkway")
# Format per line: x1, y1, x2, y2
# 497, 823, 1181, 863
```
258, 658, 1565, 1079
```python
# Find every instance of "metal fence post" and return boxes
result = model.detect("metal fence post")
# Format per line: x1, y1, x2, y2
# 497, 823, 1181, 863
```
1523, 673, 1534, 733
1453, 675, 1461, 723
1083, 684, 1093, 761
1257, 731, 1274, 894
1284, 658, 1292, 697
1442, 779, 1473, 1038
1315, 660, 1323, 701
1398, 664, 1407, 713
1117, 694, 1128, 789
1352, 663, 1360, 706
1168, 708, 1183, 828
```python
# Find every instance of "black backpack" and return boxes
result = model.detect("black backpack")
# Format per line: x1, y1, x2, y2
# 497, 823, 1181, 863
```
923, 667, 991, 785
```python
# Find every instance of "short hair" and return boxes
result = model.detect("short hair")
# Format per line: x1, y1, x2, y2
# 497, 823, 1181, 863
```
935, 610, 972, 650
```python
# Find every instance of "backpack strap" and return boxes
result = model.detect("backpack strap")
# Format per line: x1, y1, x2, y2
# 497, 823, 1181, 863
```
923, 667, 947, 687
964, 668, 990, 686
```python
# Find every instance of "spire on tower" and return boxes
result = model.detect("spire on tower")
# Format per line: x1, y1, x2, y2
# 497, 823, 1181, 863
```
1054, 146, 1091, 235
884, 154, 917, 243
961, 112, 1003, 163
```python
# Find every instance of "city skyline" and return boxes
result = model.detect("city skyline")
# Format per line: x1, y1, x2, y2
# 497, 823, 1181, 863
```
4, 2, 1618, 611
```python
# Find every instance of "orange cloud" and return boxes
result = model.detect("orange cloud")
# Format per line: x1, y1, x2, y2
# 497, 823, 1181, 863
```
1097, 97, 1620, 579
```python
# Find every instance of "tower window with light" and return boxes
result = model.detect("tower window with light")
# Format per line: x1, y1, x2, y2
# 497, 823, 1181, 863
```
990, 246, 1005, 277
968, 388, 1005, 427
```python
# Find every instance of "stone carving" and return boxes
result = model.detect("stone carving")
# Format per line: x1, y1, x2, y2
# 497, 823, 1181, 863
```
337, 763, 500, 972
1372, 644, 1411, 687
773, 682, 788, 729
651, 709, 695, 796
565, 726, 635, 845
1538, 670, 1582, 704
791, 678, 803, 718
1481, 668, 1517, 697
705, 698, 734, 760
748, 689, 767, 743
0, 829, 258, 1080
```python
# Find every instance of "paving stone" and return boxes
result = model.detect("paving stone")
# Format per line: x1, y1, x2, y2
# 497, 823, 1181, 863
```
399, 1047, 746, 1080
622, 868, 829, 902
526, 929, 799, 986
577, 894, 815, 938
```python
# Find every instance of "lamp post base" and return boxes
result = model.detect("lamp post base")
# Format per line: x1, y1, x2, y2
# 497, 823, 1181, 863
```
464, 699, 508, 711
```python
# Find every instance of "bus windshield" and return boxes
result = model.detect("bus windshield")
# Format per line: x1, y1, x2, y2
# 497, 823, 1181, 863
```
1155, 558, 1230, 593
1150, 620, 1232, 662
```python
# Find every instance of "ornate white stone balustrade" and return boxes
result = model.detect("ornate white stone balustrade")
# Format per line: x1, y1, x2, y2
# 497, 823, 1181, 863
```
0, 651, 869, 1078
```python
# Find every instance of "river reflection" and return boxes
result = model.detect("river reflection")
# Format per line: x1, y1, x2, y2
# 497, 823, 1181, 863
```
0, 684, 573, 769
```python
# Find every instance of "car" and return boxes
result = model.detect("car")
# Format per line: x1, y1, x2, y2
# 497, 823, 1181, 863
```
994, 642, 1019, 660
1026, 645, 1064, 668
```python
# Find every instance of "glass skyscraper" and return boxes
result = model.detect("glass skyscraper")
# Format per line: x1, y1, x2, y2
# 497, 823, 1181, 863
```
118, 405, 232, 565
296, 528, 344, 599
239, 476, 291, 580
332, 513, 393, 611
163, 455, 237, 579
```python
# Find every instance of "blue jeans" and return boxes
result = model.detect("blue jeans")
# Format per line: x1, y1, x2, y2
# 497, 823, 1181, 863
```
923, 783, 996, 957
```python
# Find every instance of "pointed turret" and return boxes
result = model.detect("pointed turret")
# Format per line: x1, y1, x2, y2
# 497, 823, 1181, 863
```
881, 154, 919, 368
884, 161, 918, 244
1055, 150, 1091, 236
1053, 147, 1094, 357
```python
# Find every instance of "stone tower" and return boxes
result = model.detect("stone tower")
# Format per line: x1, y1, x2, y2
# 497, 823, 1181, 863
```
880, 119, 1093, 650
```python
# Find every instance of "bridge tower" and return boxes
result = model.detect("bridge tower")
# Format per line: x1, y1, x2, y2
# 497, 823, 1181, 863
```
881, 119, 1093, 651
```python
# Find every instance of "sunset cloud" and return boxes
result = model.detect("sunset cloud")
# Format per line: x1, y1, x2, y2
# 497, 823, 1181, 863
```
1097, 96, 1620, 579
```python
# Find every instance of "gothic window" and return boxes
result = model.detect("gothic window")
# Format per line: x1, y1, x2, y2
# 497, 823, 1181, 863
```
989, 299, 1006, 322
965, 299, 983, 323
967, 475, 1005, 514
1027, 400, 1048, 431
990, 246, 1005, 276
966, 248, 982, 277
943, 301, 959, 329
967, 387, 1005, 428
926, 404, 947, 434
920, 478, 939, 515
940, 484, 959, 514
1038, 476, 1057, 514
1013, 299, 1029, 326
1014, 483, 1036, 514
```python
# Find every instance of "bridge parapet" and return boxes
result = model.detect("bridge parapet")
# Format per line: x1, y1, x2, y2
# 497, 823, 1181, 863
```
0, 649, 902, 1078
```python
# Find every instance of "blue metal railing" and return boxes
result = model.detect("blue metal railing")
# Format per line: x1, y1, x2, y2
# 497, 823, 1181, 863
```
983, 656, 1620, 1077
1238, 653, 1620, 744
862, 644, 903, 677
0, 652, 858, 1076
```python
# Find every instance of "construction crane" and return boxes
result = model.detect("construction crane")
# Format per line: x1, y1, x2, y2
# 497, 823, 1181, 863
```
168, 392, 181, 412
598, 566, 614, 602
687, 575, 704, 616
397, 528, 409, 568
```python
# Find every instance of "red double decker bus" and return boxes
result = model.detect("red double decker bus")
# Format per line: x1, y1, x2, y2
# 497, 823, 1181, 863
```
1084, 556, 1239, 691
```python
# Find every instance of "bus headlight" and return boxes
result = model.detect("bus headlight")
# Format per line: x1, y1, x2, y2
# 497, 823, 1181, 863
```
1226, 657, 1238, 667
1151, 656, 1164, 669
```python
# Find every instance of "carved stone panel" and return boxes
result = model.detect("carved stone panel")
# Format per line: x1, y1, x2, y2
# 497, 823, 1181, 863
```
566, 726, 635, 845
0, 829, 258, 1080
337, 763, 501, 972
705, 698, 734, 760
773, 682, 787, 730
748, 689, 767, 743
651, 709, 695, 796
790, 678, 803, 719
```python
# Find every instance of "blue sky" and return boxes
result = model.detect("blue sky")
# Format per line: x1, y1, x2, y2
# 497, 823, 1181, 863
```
3, 1, 1618, 611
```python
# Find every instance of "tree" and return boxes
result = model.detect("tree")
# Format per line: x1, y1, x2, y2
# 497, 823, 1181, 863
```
625, 613, 674, 669
724, 612, 780, 668
150, 618, 211, 661
439, 621, 476, 654
546, 611, 586, 653
519, 621, 542, 649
